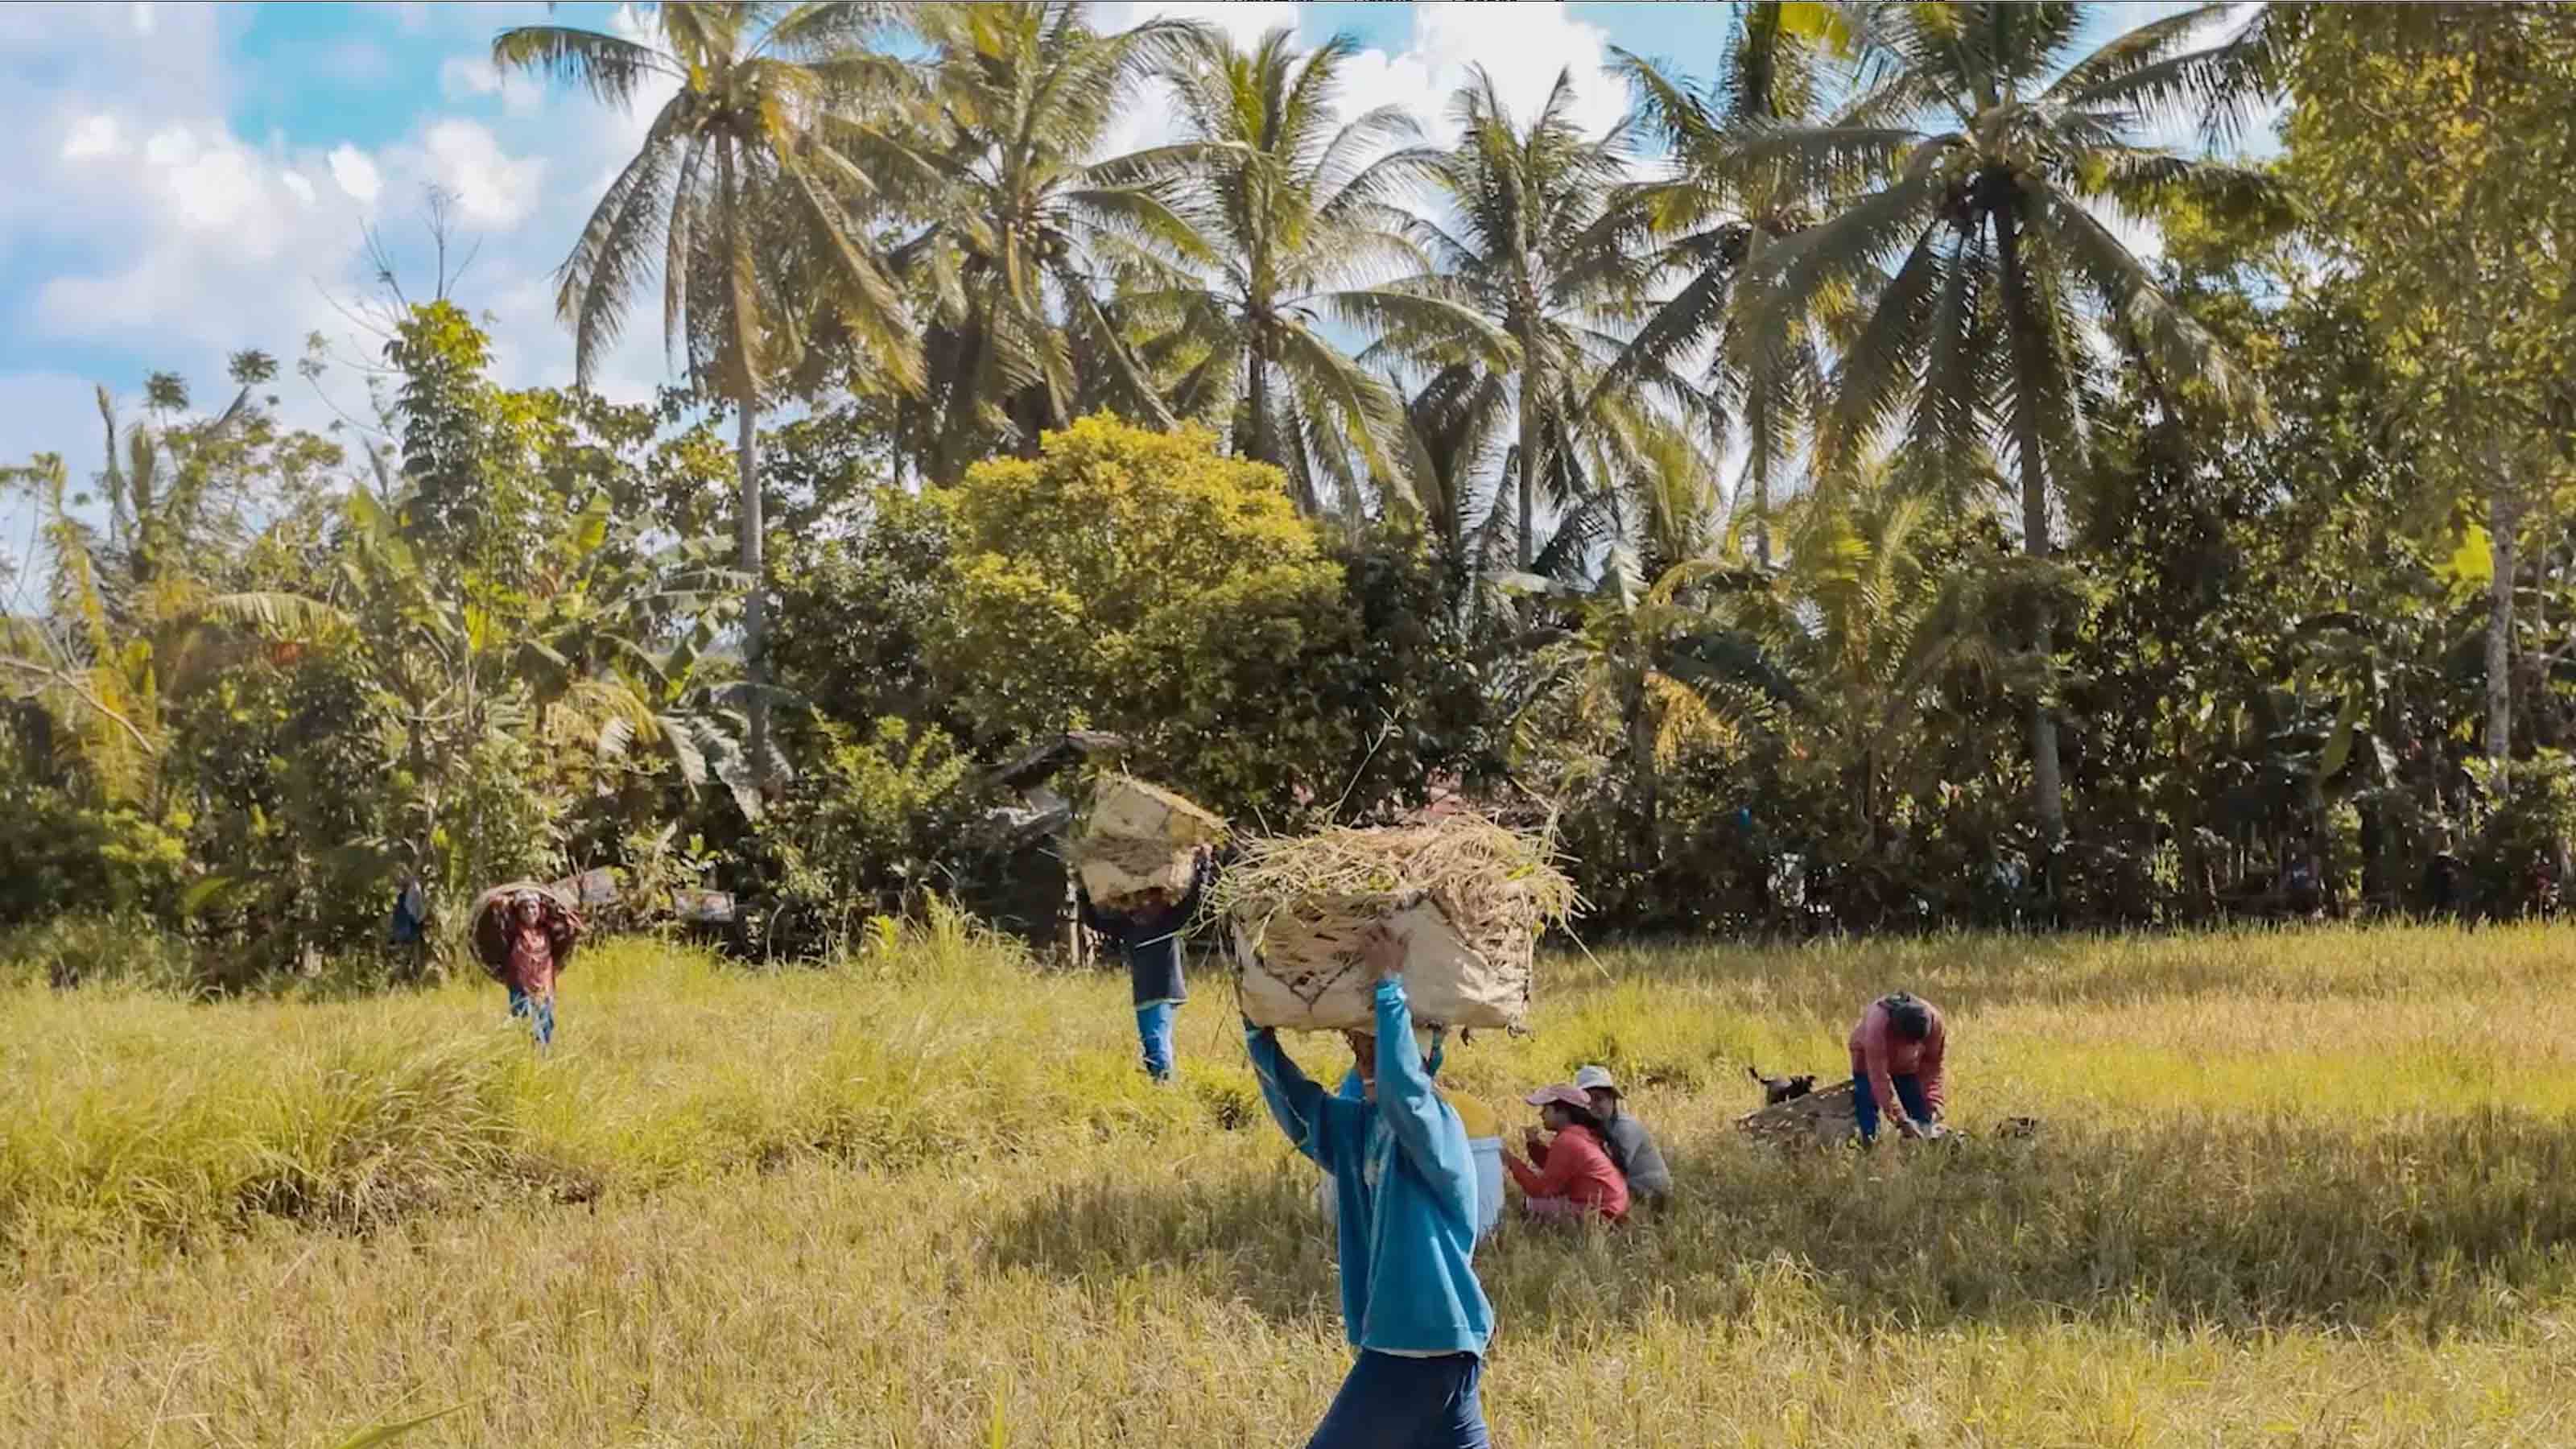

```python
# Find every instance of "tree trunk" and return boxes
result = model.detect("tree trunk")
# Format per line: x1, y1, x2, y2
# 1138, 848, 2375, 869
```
1995, 207, 2067, 848
1517, 351, 1543, 570
1752, 445, 1773, 572
2485, 477, 2518, 773
738, 396, 770, 792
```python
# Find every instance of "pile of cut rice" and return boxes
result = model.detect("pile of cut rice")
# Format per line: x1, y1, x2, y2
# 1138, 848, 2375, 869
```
1212, 812, 1576, 1032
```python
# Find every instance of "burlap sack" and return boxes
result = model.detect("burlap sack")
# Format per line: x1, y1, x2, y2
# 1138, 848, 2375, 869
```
1232, 893, 1531, 1032
1074, 776, 1225, 906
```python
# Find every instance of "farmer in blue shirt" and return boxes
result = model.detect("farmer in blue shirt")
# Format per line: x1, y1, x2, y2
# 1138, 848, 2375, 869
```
1079, 846, 1213, 1082
1246, 926, 1495, 1449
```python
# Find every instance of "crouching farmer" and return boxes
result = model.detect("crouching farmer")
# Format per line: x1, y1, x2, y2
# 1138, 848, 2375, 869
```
1850, 990, 1947, 1143
1079, 845, 1212, 1083
1247, 926, 1494, 1448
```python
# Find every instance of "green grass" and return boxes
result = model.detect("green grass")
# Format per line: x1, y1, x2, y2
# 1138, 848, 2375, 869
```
6, 922, 2576, 1445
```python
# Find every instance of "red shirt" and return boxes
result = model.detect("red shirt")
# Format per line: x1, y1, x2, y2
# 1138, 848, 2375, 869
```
507, 923, 557, 998
1848, 997, 1946, 1127
1505, 1124, 1629, 1220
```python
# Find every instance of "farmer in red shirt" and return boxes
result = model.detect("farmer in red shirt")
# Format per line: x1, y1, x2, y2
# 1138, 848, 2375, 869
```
1849, 991, 1946, 1143
1503, 1084, 1630, 1223
484, 888, 580, 1051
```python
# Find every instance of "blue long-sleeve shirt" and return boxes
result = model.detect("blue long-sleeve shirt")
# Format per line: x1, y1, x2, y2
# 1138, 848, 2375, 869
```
1246, 979, 1493, 1357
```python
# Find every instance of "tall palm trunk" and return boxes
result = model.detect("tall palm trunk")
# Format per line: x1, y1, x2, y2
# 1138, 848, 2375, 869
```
1517, 354, 1543, 570
720, 135, 770, 795
737, 393, 769, 793
1996, 206, 2066, 846
2485, 470, 2519, 771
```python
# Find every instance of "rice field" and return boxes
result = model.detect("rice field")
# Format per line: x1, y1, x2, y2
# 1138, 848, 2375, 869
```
6, 920, 2576, 1447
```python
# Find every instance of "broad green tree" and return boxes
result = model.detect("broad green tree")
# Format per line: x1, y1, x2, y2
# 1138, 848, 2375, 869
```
919, 415, 1357, 815
2284, 4, 2576, 774
493, 1, 923, 788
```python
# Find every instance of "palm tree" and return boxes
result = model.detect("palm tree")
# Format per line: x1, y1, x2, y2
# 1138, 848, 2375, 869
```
1613, 2, 1849, 570
876, 2, 1222, 483
1142, 27, 1512, 517
1724, 0, 2281, 843
1388, 67, 1679, 572
493, 2, 923, 789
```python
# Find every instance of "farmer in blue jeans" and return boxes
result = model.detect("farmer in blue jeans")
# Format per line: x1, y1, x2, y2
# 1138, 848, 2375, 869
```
1079, 846, 1212, 1082
1248, 926, 1495, 1448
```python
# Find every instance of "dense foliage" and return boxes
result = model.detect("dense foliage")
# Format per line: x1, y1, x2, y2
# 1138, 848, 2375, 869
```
10, 2, 2576, 984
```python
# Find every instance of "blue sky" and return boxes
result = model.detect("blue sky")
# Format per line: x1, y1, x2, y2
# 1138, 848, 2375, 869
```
0, 0, 2214, 550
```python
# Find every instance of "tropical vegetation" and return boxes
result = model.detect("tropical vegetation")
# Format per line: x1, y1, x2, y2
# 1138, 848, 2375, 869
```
10, 1, 2576, 985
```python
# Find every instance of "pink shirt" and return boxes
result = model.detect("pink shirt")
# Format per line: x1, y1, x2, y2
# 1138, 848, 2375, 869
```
507, 923, 557, 998
1848, 997, 1946, 1126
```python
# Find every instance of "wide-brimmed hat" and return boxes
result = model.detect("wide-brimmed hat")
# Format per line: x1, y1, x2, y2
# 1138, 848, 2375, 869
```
1573, 1064, 1620, 1096
1523, 1084, 1591, 1112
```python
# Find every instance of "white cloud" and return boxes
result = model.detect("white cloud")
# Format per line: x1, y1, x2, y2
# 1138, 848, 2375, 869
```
282, 171, 316, 206
417, 120, 545, 229
440, 53, 545, 118
1356, 3, 1626, 146
130, 2, 155, 38
328, 143, 382, 205
61, 114, 122, 160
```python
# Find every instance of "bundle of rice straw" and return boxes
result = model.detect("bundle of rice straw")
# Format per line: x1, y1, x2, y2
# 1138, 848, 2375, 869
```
1072, 774, 1227, 907
1735, 1081, 1858, 1149
1213, 812, 1576, 1032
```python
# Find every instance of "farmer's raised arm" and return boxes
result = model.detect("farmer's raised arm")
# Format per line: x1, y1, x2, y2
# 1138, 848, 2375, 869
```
1364, 944, 1474, 1191
1245, 1020, 1336, 1165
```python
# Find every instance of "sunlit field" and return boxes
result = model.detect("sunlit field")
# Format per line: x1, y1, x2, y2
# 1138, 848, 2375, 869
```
8, 922, 2576, 1447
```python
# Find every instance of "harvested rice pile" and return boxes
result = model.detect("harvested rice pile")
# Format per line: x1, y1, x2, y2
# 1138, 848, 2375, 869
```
1073, 775, 1226, 906
1212, 812, 1577, 1032
1735, 1082, 1857, 1149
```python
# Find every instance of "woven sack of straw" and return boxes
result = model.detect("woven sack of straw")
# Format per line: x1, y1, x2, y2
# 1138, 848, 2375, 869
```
1074, 777, 1225, 906
1231, 891, 1533, 1032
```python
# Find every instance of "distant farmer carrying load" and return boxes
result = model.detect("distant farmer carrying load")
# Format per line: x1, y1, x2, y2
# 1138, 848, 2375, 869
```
1850, 990, 1947, 1143
472, 882, 583, 1051
1246, 926, 1495, 1448
1218, 811, 1576, 1034
1071, 776, 1227, 1083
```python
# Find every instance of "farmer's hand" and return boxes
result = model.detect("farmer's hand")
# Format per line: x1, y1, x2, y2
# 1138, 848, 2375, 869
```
1523, 1126, 1549, 1158
1356, 923, 1406, 981
1895, 1118, 1926, 1141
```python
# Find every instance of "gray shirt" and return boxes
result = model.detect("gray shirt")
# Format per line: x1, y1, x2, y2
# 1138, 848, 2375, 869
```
1603, 1110, 1671, 1200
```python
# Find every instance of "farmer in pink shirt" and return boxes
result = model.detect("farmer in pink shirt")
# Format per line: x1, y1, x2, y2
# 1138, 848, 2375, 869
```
1848, 991, 1946, 1143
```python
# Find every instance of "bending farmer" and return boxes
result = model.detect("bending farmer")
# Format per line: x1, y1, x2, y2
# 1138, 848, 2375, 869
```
1247, 927, 1495, 1449
1079, 846, 1212, 1082
1849, 990, 1947, 1142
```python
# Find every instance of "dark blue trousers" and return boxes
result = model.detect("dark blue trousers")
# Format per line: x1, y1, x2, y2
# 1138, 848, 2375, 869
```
1306, 1351, 1489, 1449
1852, 1071, 1934, 1142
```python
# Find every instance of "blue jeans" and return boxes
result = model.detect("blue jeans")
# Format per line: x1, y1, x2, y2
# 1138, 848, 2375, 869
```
509, 986, 555, 1048
1135, 1000, 1177, 1081
1307, 1351, 1488, 1449
1852, 1071, 1934, 1143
